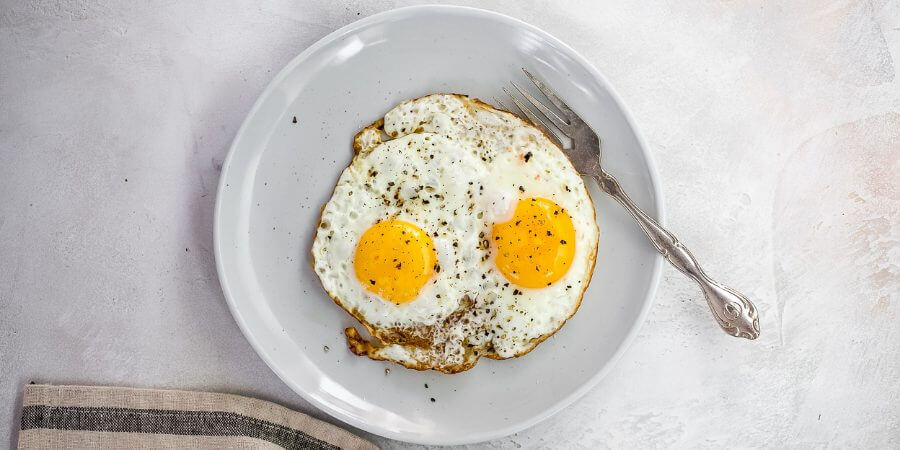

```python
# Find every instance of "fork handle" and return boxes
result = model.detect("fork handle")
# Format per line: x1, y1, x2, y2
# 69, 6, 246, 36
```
592, 170, 760, 339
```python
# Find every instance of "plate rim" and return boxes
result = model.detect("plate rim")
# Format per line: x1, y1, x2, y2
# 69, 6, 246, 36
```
214, 4, 665, 445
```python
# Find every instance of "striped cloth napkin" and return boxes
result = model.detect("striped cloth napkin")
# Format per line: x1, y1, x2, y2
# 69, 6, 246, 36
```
18, 385, 376, 449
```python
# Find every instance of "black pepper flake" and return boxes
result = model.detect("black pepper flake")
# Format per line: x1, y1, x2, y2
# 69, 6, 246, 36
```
560, 239, 567, 244
424, 383, 429, 388
518, 186, 525, 192
369, 280, 375, 285
524, 152, 532, 162
292, 116, 297, 124
430, 398, 436, 403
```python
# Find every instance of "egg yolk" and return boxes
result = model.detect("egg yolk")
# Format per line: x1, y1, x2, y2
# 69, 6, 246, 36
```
492, 197, 576, 289
354, 219, 437, 304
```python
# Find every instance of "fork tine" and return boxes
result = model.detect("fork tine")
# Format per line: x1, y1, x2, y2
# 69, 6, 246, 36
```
503, 87, 565, 148
492, 97, 511, 111
522, 68, 576, 118
511, 81, 569, 131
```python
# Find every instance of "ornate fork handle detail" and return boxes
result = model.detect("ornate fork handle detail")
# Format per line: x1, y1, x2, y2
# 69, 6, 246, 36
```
595, 170, 760, 339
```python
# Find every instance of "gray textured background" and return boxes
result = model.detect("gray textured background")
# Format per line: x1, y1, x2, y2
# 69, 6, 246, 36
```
1, 1, 898, 448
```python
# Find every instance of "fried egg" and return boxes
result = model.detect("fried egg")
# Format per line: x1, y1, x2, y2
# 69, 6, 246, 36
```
312, 94, 599, 373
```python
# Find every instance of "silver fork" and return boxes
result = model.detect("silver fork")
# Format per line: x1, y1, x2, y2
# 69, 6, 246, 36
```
503, 68, 760, 340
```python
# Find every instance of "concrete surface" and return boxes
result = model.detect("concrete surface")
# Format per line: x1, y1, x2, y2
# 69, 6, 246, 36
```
1, 1, 898, 448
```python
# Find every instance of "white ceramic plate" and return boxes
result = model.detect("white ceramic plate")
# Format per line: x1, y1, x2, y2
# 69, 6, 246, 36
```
215, 5, 663, 445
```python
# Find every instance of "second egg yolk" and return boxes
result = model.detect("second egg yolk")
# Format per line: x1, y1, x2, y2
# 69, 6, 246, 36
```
354, 219, 437, 304
492, 197, 576, 289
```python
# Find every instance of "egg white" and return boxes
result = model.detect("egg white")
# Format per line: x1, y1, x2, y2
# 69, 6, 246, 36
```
313, 94, 599, 371
385, 94, 599, 358
312, 132, 488, 328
